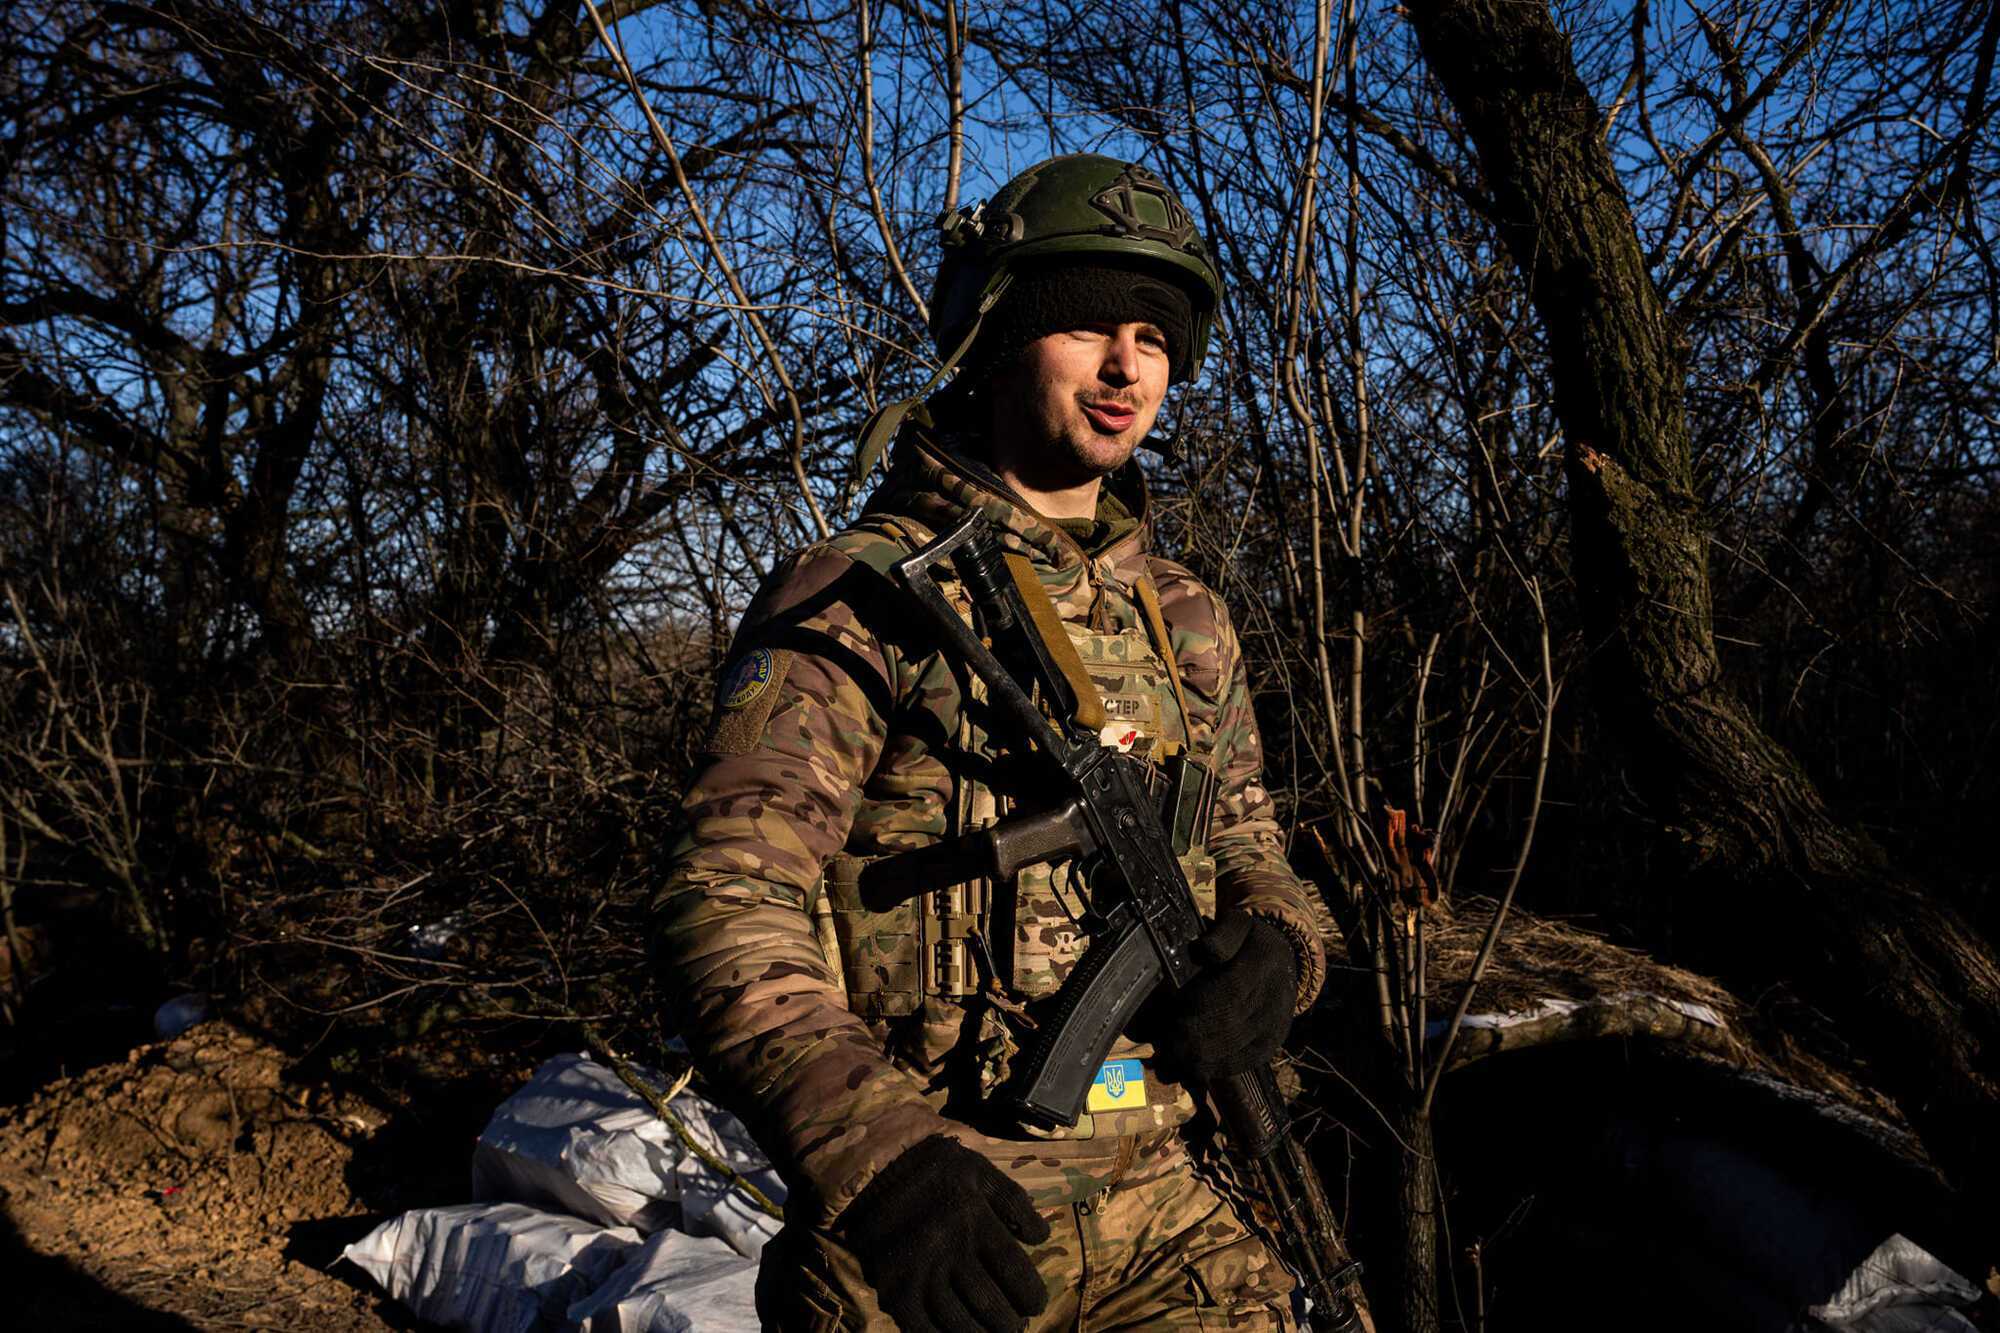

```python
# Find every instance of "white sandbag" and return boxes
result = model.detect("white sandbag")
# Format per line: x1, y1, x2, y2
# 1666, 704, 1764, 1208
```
670, 1103, 786, 1259
1809, 1233, 1981, 1333
473, 1054, 681, 1233
341, 1202, 639, 1333
472, 1053, 785, 1256
565, 1229, 761, 1332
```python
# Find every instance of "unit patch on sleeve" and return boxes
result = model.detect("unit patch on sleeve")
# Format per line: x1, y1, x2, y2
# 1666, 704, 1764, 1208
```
706, 646, 794, 755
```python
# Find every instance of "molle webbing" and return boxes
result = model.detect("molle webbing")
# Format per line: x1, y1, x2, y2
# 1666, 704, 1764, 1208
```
863, 511, 992, 1002
1001, 551, 1107, 734
1134, 573, 1192, 738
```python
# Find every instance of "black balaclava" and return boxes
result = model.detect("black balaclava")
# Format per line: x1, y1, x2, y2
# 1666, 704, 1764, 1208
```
924, 258, 1193, 484
963, 259, 1197, 385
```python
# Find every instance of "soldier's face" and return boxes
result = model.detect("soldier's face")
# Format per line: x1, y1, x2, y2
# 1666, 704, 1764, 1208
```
990, 321, 1171, 487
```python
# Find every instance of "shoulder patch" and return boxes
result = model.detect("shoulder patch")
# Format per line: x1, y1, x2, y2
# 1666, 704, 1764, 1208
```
721, 647, 778, 709
707, 647, 795, 755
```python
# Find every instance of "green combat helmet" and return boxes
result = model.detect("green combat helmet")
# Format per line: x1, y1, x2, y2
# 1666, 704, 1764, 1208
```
849, 154, 1223, 497
930, 155, 1222, 382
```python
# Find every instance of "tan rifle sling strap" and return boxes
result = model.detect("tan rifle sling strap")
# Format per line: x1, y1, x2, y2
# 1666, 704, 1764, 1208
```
862, 512, 1121, 742
1000, 551, 1106, 734
1133, 571, 1193, 744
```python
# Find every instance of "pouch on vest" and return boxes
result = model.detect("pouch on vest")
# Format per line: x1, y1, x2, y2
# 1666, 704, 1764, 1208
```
819, 853, 920, 1020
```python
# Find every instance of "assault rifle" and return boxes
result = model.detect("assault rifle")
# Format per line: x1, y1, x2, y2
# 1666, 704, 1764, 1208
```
891, 511, 1366, 1333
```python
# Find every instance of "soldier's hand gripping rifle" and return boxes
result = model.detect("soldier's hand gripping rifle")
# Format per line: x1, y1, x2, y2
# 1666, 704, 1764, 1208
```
893, 512, 1366, 1333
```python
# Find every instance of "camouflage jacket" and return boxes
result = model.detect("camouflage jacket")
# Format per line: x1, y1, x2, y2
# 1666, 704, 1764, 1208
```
652, 427, 1326, 1226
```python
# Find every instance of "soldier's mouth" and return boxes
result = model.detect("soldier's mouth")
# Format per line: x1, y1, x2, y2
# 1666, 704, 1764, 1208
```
1081, 401, 1136, 433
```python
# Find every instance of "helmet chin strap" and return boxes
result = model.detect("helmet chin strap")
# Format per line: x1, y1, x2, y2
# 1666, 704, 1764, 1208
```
846, 274, 1016, 508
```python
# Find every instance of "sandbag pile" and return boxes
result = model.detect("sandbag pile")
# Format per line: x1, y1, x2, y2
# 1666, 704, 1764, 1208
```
1806, 1233, 1983, 1333
343, 1054, 779, 1332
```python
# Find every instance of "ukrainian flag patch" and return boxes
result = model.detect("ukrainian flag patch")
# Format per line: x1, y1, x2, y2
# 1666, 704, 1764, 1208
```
1086, 1058, 1148, 1113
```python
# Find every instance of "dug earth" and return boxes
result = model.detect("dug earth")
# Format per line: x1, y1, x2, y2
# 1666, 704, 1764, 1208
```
1, 1021, 423, 1330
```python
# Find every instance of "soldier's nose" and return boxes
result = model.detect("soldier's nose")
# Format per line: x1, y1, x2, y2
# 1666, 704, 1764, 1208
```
1101, 328, 1142, 384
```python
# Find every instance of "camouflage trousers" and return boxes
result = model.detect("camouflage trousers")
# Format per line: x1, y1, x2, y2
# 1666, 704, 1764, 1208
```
755, 1129, 1296, 1330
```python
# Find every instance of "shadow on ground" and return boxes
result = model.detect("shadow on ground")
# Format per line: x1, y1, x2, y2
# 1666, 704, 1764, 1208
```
286, 1215, 439, 1331
0, 1207, 200, 1332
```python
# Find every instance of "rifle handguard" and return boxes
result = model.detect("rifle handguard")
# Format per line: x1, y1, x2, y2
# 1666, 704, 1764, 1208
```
1208, 1064, 1291, 1160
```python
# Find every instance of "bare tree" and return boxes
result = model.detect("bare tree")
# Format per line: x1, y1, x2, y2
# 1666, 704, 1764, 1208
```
1399, 0, 2000, 1255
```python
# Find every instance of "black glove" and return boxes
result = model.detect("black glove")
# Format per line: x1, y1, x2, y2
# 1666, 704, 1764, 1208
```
1153, 911, 1298, 1081
837, 1133, 1052, 1333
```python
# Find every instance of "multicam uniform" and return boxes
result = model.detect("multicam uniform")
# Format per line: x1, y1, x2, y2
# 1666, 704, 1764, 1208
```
652, 427, 1327, 1329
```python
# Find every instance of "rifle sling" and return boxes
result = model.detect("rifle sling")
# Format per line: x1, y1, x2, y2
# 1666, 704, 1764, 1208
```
1000, 551, 1106, 733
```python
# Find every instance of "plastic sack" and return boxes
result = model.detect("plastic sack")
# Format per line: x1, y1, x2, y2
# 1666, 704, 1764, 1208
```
1809, 1233, 1981, 1333
341, 1202, 639, 1333
153, 992, 211, 1039
565, 1229, 762, 1332
472, 1053, 785, 1257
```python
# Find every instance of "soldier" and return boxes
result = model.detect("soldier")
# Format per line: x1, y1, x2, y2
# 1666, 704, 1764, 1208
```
653, 155, 1330, 1330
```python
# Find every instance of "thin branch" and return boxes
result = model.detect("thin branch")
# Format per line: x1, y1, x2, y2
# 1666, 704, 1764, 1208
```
1419, 578, 1555, 1115
581, 0, 830, 540
857, 0, 931, 325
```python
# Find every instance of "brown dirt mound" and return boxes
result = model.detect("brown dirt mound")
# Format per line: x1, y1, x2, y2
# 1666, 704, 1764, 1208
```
0, 1020, 406, 1330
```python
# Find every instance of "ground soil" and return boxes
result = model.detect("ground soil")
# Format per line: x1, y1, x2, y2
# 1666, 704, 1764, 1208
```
0, 1020, 445, 1331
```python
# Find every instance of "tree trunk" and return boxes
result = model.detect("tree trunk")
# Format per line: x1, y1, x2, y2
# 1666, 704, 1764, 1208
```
1397, 1106, 1442, 1333
1404, 0, 2000, 1239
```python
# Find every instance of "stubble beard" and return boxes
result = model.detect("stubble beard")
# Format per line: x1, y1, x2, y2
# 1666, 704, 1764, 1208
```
1051, 408, 1142, 479
993, 391, 1152, 492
